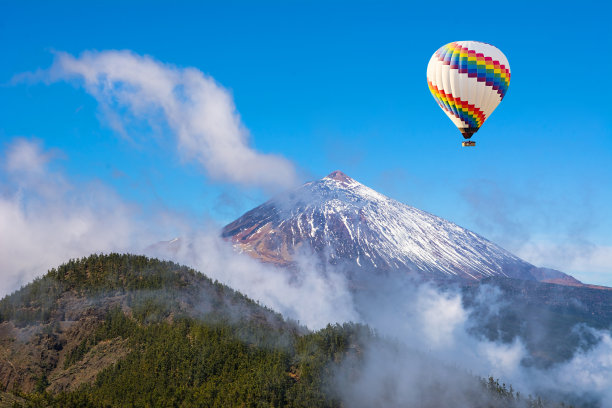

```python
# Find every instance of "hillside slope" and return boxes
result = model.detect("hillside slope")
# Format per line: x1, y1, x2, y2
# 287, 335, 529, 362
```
0, 254, 567, 407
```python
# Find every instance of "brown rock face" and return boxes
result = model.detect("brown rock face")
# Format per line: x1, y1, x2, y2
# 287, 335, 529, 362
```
326, 170, 353, 185
0, 312, 126, 394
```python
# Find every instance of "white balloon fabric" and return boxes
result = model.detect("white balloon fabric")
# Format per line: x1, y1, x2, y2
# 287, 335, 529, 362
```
427, 41, 511, 140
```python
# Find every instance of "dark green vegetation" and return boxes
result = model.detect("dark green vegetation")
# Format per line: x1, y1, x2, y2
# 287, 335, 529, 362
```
0, 254, 573, 407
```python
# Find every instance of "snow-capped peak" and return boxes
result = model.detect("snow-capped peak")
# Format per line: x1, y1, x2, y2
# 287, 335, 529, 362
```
222, 171, 563, 283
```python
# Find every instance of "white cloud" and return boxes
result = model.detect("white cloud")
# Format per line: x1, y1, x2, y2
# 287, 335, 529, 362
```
478, 339, 525, 379
0, 138, 152, 297
530, 328, 612, 407
337, 275, 612, 406
5, 138, 52, 174
41, 50, 298, 191
415, 285, 466, 349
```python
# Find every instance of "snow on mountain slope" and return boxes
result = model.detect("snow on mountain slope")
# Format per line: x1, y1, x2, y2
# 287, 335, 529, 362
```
222, 171, 578, 283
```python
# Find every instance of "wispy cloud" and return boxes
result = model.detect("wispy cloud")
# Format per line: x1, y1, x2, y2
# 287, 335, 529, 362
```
22, 50, 299, 191
461, 178, 612, 286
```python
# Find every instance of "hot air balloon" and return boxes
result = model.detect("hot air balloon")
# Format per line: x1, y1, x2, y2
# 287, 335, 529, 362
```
427, 41, 510, 146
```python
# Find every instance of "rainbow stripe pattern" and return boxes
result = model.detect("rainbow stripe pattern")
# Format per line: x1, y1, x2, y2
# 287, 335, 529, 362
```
427, 80, 484, 128
435, 42, 511, 99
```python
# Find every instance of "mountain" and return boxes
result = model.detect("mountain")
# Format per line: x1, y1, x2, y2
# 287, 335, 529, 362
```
222, 171, 612, 371
0, 254, 543, 407
0, 254, 351, 406
0, 254, 295, 398
222, 170, 580, 285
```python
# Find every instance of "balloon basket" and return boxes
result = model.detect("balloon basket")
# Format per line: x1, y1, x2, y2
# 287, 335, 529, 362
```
462, 141, 476, 147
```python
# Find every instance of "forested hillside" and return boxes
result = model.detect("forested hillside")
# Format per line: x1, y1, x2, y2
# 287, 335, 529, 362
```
0, 254, 570, 407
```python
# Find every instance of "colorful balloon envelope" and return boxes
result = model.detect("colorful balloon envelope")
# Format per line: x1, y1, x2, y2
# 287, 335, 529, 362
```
427, 41, 511, 146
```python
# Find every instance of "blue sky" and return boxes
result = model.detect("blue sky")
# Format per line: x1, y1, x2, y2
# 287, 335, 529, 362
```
1, 0, 611, 285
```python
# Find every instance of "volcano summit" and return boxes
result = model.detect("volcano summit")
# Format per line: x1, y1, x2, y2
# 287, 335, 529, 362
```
222, 171, 579, 285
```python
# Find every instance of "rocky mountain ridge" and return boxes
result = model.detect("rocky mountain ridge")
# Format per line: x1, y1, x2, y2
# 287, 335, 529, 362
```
223, 171, 580, 285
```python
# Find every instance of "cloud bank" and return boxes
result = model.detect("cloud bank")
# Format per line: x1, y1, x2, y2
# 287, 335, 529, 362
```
0, 138, 149, 296
36, 50, 298, 190
337, 276, 612, 407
